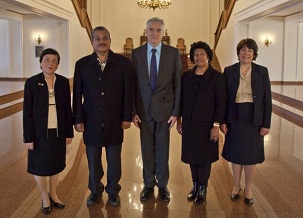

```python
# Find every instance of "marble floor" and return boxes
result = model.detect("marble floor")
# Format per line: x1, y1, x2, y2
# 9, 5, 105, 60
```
0, 84, 303, 217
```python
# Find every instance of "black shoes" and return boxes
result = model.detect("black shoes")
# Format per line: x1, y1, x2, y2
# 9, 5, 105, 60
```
231, 188, 242, 201
140, 186, 170, 202
41, 196, 64, 214
244, 189, 254, 205
159, 187, 170, 202
187, 182, 198, 201
87, 192, 120, 206
87, 192, 101, 205
108, 194, 120, 206
194, 185, 207, 205
230, 188, 254, 205
140, 187, 154, 201
41, 201, 51, 214
244, 197, 254, 205
49, 196, 65, 208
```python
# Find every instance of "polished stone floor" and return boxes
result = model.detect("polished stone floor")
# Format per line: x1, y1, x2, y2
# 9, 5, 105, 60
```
0, 84, 303, 217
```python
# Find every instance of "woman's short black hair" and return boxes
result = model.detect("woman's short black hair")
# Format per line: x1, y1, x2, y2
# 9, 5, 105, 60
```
39, 48, 60, 64
189, 41, 213, 64
236, 38, 258, 61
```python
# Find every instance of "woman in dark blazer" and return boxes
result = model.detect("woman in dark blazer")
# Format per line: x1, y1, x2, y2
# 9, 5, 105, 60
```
220, 38, 272, 205
177, 41, 226, 205
23, 48, 73, 214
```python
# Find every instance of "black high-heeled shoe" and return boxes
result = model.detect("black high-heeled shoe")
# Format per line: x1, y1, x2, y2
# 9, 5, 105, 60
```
231, 188, 241, 201
41, 201, 51, 214
244, 197, 254, 205
244, 189, 254, 205
49, 196, 65, 208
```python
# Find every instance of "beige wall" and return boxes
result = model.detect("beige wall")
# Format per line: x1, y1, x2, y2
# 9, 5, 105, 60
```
2, 0, 301, 82
216, 0, 303, 82
0, 0, 92, 78
89, 0, 223, 53
0, 0, 225, 78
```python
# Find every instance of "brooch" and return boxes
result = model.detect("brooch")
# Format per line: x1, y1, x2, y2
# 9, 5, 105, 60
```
38, 83, 44, 86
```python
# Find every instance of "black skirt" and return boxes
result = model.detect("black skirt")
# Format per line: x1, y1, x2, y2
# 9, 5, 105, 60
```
27, 129, 66, 176
222, 103, 265, 165
181, 120, 219, 165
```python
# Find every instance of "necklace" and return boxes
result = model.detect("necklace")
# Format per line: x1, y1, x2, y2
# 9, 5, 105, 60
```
49, 89, 54, 97
240, 65, 251, 78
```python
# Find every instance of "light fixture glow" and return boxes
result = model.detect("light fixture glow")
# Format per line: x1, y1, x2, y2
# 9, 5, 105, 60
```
264, 37, 272, 47
35, 35, 42, 44
137, 0, 171, 12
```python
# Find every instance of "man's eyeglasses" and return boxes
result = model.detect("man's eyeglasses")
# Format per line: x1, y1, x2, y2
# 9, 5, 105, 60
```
93, 36, 110, 42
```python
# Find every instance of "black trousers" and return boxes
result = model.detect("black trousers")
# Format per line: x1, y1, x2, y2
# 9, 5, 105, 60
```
190, 163, 212, 187
86, 144, 122, 195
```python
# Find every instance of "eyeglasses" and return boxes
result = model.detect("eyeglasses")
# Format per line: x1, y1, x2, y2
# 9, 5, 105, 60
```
42, 59, 58, 64
93, 36, 110, 42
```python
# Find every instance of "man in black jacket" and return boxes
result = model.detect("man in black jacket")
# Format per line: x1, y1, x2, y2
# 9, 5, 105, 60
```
73, 26, 133, 206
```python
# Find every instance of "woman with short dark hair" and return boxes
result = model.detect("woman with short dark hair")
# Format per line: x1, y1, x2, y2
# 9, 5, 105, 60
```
220, 38, 272, 205
23, 48, 73, 214
177, 41, 226, 205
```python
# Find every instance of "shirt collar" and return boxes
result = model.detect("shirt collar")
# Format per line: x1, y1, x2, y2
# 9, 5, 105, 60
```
147, 43, 162, 53
89, 50, 116, 65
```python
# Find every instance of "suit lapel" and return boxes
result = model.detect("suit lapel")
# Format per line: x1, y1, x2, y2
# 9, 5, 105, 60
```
251, 63, 258, 92
158, 44, 167, 73
231, 63, 240, 86
157, 44, 168, 85
139, 44, 150, 81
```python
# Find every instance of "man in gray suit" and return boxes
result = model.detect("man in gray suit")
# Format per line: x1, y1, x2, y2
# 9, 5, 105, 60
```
131, 17, 182, 202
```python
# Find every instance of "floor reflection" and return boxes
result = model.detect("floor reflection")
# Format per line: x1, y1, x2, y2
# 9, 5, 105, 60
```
0, 85, 303, 217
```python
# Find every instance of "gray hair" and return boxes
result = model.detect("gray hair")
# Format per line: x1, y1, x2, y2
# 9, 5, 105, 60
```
146, 17, 165, 30
91, 26, 111, 41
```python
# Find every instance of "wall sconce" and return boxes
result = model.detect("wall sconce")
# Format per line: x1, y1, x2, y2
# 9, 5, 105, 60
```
35, 35, 42, 45
264, 37, 272, 47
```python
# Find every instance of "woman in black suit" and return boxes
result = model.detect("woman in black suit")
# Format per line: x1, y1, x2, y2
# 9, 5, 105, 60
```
23, 48, 73, 214
177, 41, 226, 205
220, 38, 272, 205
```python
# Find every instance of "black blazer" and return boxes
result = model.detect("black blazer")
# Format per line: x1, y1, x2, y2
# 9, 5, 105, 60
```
23, 72, 74, 143
73, 50, 133, 146
223, 62, 272, 128
181, 66, 226, 123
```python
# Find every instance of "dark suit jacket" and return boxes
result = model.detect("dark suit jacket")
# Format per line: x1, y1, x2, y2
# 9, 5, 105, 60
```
73, 50, 133, 146
223, 62, 272, 128
131, 43, 181, 121
23, 72, 74, 143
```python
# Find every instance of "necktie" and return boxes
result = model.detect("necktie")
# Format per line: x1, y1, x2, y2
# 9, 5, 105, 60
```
150, 49, 157, 92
